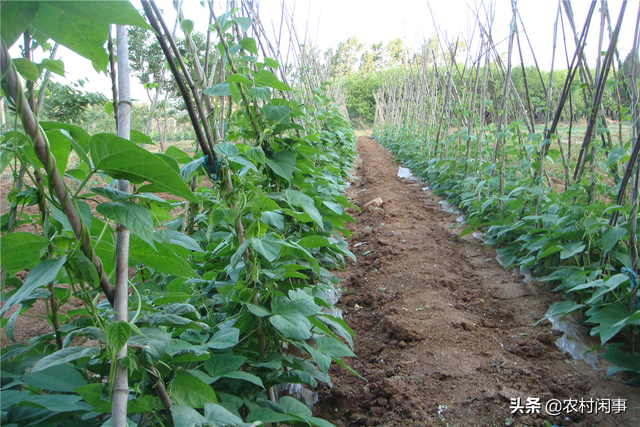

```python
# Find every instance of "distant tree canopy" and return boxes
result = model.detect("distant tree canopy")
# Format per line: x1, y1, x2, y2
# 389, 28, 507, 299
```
326, 35, 634, 128
41, 80, 108, 124
127, 25, 209, 101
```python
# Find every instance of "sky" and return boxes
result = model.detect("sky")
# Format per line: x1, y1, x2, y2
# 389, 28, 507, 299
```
11, 0, 640, 101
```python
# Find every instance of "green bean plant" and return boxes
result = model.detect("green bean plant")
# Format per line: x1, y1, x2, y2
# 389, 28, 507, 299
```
1, 1, 358, 425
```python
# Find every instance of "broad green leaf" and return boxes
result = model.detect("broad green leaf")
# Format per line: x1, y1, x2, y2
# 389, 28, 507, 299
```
316, 336, 356, 358
228, 155, 259, 174
171, 370, 218, 408
31, 2, 110, 71
251, 236, 281, 262
32, 346, 100, 372
323, 201, 344, 215
165, 146, 192, 163
1, 390, 31, 411
207, 327, 239, 349
264, 57, 280, 68
75, 383, 107, 411
537, 245, 562, 260
41, 122, 91, 166
128, 327, 171, 365
96, 201, 155, 248
155, 229, 204, 253
204, 354, 247, 377
280, 395, 312, 417
266, 150, 295, 181
285, 189, 323, 226
181, 18, 194, 35
602, 227, 627, 254
606, 145, 626, 166
101, 417, 137, 427
105, 321, 132, 353
0, 232, 50, 275
13, 58, 40, 82
246, 147, 266, 165
249, 86, 271, 101
153, 293, 192, 305
51, 0, 151, 29
270, 314, 312, 340
226, 74, 253, 85
0, 256, 67, 316
254, 70, 292, 91
263, 105, 290, 123
260, 211, 285, 231
46, 129, 72, 176
129, 238, 196, 277
50, 201, 92, 231
22, 364, 87, 393
223, 371, 264, 388
234, 17, 253, 31
239, 37, 258, 54
41, 58, 65, 76
177, 156, 205, 181
278, 369, 317, 387
0, 145, 14, 174
23, 394, 87, 412
1, 1, 39, 47
130, 130, 153, 146
587, 304, 630, 344
245, 303, 270, 317
299, 235, 331, 249
155, 152, 180, 174
90, 133, 197, 202
204, 402, 245, 425
559, 242, 585, 260
247, 408, 299, 424
203, 83, 232, 96
172, 405, 215, 427
90, 187, 131, 202
214, 141, 239, 157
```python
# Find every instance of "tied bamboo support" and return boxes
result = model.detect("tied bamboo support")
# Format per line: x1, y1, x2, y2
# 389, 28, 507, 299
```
111, 25, 132, 427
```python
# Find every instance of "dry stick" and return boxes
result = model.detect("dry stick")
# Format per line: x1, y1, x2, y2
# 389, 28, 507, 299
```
146, 367, 174, 426
111, 25, 131, 427
465, 57, 482, 177
140, 1, 216, 164
208, 6, 260, 139
488, 0, 517, 198
149, 1, 215, 154
539, 1, 596, 172
174, 0, 214, 118
573, 1, 626, 182
515, 9, 547, 95
626, 6, 640, 334
35, 43, 59, 114
0, 42, 116, 304
476, 41, 491, 188
515, 27, 535, 132
145, 18, 178, 137
108, 33, 119, 131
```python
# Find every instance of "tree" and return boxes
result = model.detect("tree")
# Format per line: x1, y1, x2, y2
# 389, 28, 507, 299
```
359, 42, 383, 75
40, 80, 107, 123
383, 37, 408, 69
332, 36, 364, 77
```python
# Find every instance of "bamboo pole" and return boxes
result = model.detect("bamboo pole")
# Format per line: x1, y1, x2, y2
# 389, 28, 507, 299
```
111, 25, 131, 427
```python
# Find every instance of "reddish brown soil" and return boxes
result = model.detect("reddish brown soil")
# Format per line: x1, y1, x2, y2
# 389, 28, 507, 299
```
314, 136, 640, 427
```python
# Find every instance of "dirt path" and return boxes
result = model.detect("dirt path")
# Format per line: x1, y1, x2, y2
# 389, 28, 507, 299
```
315, 136, 640, 427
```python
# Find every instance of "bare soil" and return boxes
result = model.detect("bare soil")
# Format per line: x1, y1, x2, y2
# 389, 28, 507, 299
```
314, 136, 640, 427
